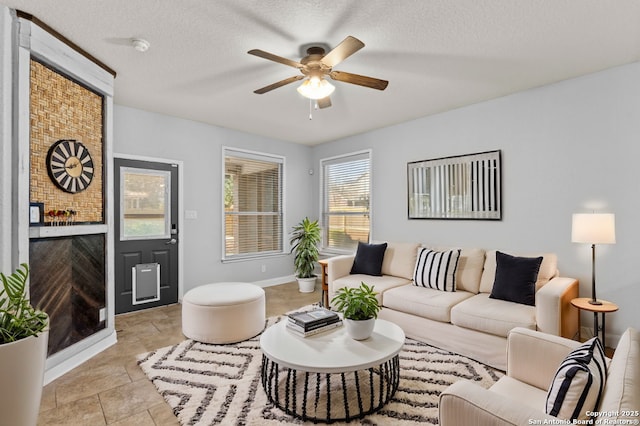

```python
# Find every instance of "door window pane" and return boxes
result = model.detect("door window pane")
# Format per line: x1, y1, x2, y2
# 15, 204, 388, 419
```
120, 168, 171, 240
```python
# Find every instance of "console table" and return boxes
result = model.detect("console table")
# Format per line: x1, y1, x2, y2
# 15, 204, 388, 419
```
260, 319, 405, 423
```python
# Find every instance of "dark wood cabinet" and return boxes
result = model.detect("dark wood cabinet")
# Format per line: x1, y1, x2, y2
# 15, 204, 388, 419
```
30, 234, 106, 356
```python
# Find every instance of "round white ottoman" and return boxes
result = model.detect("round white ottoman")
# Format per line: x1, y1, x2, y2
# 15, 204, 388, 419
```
182, 282, 266, 344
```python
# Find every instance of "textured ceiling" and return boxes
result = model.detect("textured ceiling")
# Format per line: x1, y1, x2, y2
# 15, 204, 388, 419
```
4, 1, 640, 145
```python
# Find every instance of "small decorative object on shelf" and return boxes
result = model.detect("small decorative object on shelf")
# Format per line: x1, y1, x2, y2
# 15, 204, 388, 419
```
29, 202, 44, 226
65, 209, 77, 225
46, 209, 77, 226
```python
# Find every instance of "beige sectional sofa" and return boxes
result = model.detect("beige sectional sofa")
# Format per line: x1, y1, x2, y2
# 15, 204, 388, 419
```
326, 242, 579, 370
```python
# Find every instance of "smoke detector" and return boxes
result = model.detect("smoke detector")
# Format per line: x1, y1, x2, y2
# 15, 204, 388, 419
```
131, 38, 150, 53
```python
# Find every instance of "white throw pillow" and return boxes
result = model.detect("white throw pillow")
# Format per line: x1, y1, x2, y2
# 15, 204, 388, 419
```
413, 248, 460, 292
545, 337, 607, 421
380, 241, 420, 279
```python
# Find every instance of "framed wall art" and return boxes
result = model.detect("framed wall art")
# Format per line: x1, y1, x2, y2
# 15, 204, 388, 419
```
29, 202, 44, 226
407, 150, 502, 220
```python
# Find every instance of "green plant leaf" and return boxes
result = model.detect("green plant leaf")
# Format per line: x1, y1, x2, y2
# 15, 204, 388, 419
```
330, 281, 380, 320
0, 263, 48, 344
290, 217, 321, 278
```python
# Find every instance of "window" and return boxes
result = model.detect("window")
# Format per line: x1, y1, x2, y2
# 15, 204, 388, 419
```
120, 167, 171, 240
223, 148, 284, 260
321, 151, 371, 252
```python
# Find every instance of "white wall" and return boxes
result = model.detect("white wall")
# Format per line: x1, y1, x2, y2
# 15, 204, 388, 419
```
113, 105, 315, 291
312, 61, 640, 346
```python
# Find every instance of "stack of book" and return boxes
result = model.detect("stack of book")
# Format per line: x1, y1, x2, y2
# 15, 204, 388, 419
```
286, 308, 342, 337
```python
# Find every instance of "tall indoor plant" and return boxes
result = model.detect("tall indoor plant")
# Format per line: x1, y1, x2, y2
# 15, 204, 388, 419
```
0, 263, 49, 426
290, 217, 321, 293
331, 282, 380, 340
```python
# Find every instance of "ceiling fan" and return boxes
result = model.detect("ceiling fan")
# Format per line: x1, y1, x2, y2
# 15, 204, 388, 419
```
248, 36, 388, 109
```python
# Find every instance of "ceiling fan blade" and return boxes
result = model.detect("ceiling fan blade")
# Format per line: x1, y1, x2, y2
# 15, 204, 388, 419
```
254, 75, 304, 94
317, 96, 332, 109
329, 71, 389, 90
247, 49, 303, 69
320, 36, 365, 68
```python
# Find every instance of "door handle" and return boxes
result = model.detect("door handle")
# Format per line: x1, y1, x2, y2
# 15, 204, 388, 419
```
165, 239, 177, 245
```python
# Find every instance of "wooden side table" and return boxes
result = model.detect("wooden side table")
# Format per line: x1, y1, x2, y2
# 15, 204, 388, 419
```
570, 298, 618, 347
318, 259, 329, 308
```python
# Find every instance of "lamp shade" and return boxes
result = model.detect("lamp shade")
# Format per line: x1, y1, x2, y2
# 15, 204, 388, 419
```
571, 213, 616, 244
297, 77, 335, 100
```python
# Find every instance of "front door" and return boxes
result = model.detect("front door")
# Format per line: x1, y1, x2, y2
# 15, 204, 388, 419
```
114, 158, 179, 314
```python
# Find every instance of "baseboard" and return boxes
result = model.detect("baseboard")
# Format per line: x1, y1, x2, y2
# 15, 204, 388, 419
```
253, 274, 297, 288
579, 326, 621, 349
44, 330, 117, 385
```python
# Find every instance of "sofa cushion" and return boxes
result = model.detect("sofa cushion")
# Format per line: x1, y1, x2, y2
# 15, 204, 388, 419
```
456, 248, 486, 294
381, 241, 420, 280
332, 274, 411, 306
598, 328, 640, 418
350, 242, 387, 276
429, 246, 485, 294
480, 250, 558, 294
383, 285, 474, 322
545, 337, 607, 421
450, 293, 536, 337
413, 248, 461, 292
489, 251, 542, 306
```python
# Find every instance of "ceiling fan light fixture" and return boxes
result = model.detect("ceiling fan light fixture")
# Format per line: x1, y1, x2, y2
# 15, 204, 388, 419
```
297, 76, 335, 100
249, 36, 387, 107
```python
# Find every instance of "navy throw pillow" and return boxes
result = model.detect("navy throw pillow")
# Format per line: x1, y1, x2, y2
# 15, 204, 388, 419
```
489, 251, 542, 306
350, 242, 388, 276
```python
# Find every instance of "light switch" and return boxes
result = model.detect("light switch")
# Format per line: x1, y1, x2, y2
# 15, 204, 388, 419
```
185, 210, 198, 220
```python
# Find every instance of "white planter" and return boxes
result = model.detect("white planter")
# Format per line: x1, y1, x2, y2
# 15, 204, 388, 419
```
297, 276, 316, 293
0, 330, 49, 426
345, 318, 376, 340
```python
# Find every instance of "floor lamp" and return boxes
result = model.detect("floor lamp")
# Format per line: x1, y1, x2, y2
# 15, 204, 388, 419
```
571, 213, 616, 305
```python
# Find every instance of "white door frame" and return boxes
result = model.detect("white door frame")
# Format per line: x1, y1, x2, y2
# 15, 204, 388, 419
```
114, 153, 184, 302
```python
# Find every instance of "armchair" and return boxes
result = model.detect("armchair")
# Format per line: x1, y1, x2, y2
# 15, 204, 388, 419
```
439, 327, 639, 425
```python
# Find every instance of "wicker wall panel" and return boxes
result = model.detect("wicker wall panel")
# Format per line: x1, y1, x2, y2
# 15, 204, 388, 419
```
29, 60, 104, 223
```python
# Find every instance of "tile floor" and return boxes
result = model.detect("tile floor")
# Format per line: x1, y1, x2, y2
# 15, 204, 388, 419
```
37, 281, 320, 425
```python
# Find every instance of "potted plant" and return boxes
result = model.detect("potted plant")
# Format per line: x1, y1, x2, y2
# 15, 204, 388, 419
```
331, 282, 380, 340
0, 263, 49, 426
290, 217, 321, 293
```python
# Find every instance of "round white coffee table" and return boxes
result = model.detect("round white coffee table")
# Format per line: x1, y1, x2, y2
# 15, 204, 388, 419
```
260, 319, 405, 423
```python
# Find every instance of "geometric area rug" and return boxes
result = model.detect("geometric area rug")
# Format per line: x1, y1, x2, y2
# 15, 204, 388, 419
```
138, 314, 503, 425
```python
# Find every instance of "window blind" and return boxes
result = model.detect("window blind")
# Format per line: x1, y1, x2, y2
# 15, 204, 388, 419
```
223, 149, 284, 259
321, 151, 371, 252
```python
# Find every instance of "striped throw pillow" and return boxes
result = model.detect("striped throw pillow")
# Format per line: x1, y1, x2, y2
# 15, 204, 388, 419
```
545, 337, 607, 421
413, 248, 461, 292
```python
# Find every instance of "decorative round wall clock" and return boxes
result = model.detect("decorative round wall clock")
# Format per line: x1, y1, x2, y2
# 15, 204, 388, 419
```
46, 139, 95, 193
